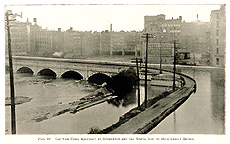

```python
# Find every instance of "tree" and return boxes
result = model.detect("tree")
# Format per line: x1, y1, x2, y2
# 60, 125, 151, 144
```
107, 67, 137, 97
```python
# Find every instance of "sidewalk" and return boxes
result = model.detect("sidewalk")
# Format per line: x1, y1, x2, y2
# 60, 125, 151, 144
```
108, 76, 195, 134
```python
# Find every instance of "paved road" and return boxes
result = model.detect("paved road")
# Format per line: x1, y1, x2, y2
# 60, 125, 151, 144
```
108, 75, 195, 134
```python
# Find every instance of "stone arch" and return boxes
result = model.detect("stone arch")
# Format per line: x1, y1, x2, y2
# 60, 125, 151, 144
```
17, 67, 34, 74
61, 70, 83, 80
88, 72, 111, 85
37, 68, 57, 78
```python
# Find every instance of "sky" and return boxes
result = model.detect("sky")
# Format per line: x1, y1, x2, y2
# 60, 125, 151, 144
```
5, 4, 221, 32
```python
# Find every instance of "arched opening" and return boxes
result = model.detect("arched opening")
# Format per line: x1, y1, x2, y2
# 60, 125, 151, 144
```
37, 69, 56, 78
88, 73, 111, 85
61, 71, 83, 80
17, 67, 34, 75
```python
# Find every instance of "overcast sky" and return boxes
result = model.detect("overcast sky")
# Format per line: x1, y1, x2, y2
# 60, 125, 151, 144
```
5, 4, 221, 31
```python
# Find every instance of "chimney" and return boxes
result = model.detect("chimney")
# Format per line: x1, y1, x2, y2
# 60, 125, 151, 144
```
110, 24, 112, 32
70, 27, 73, 31
58, 28, 61, 31
179, 16, 182, 20
33, 18, 37, 25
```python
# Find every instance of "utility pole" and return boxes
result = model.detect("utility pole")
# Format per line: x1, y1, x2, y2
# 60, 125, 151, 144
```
5, 11, 22, 134
136, 58, 141, 108
173, 40, 176, 91
160, 40, 162, 74
6, 12, 16, 134
159, 35, 164, 74
142, 33, 152, 108
131, 57, 142, 109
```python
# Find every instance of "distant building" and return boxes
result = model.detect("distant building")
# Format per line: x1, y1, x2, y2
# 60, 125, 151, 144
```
143, 14, 182, 64
209, 5, 226, 67
28, 20, 53, 56
51, 28, 64, 53
99, 30, 142, 56
180, 21, 210, 65
64, 27, 75, 57
5, 20, 29, 55
64, 28, 101, 58
100, 30, 111, 55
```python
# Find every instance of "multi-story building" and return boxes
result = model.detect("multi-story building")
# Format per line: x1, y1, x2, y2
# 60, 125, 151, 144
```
5, 12, 29, 55
100, 30, 142, 56
29, 19, 53, 57
143, 14, 182, 64
64, 27, 75, 57
100, 30, 111, 55
209, 5, 226, 67
64, 28, 101, 58
180, 21, 210, 65
51, 28, 64, 53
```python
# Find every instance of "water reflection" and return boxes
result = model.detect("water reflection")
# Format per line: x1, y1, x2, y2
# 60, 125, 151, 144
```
107, 89, 137, 107
210, 69, 225, 129
149, 67, 225, 134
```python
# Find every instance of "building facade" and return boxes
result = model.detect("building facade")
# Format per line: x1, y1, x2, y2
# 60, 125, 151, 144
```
5, 20, 29, 55
6, 6, 225, 66
143, 14, 182, 64
209, 5, 226, 67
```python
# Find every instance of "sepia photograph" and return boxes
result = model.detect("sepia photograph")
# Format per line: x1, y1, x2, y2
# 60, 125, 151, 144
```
1, 0, 229, 144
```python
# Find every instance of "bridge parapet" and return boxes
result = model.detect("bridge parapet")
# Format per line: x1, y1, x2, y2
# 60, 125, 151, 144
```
5, 56, 131, 79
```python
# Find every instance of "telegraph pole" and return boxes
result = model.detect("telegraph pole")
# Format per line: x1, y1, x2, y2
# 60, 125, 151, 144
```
5, 11, 22, 134
6, 12, 16, 134
159, 36, 164, 74
160, 40, 162, 74
142, 33, 152, 108
136, 58, 141, 108
173, 40, 176, 91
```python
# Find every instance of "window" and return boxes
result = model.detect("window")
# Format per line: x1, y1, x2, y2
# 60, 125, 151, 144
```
216, 58, 219, 65
216, 30, 219, 36
216, 48, 219, 54
216, 39, 219, 45
216, 21, 219, 28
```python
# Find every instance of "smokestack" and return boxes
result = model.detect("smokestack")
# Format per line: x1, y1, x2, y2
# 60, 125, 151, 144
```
110, 24, 112, 32
33, 18, 37, 25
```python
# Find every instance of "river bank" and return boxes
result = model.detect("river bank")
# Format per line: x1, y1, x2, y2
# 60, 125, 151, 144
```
107, 75, 196, 134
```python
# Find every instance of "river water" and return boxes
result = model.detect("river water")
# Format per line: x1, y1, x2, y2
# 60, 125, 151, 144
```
5, 66, 225, 134
5, 73, 166, 134
149, 66, 225, 134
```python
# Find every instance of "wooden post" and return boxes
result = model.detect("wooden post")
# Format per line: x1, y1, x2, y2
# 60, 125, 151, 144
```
173, 40, 176, 91
136, 58, 140, 108
6, 12, 16, 134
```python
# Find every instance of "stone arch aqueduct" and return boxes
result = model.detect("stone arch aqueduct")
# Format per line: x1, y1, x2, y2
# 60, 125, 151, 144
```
5, 56, 134, 80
